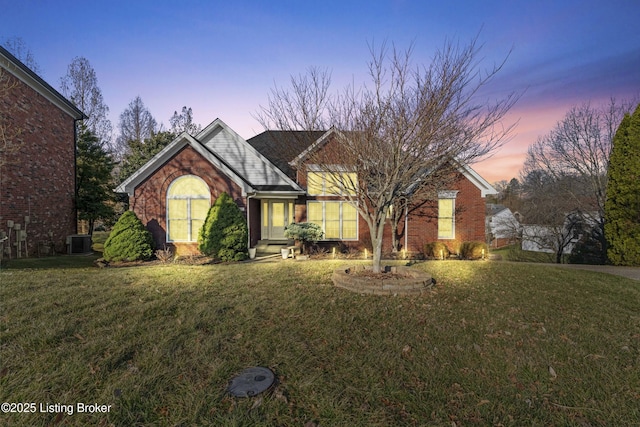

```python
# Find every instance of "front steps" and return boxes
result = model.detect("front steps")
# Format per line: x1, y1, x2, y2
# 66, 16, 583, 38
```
255, 239, 294, 257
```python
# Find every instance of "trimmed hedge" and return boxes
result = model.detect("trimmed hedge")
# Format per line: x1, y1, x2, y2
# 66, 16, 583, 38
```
459, 241, 488, 260
103, 211, 154, 262
424, 242, 450, 259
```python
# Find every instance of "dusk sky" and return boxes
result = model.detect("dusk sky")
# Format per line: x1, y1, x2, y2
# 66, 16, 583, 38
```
2, 0, 639, 183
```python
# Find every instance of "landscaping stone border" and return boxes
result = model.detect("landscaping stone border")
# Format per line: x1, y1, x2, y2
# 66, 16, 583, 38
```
332, 265, 434, 295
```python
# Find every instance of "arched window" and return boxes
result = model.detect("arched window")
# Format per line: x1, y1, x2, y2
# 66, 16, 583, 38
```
167, 175, 210, 242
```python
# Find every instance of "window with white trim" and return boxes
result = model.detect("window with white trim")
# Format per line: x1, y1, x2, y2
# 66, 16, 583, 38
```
307, 201, 358, 240
167, 175, 210, 242
438, 191, 458, 240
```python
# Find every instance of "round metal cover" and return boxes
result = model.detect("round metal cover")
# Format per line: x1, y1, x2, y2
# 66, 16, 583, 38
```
227, 367, 275, 397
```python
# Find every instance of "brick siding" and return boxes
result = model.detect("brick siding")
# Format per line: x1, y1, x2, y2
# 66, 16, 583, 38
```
129, 145, 245, 254
0, 71, 76, 255
296, 137, 488, 255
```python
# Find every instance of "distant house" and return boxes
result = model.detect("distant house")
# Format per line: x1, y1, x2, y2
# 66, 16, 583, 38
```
521, 211, 600, 260
486, 203, 520, 248
0, 46, 85, 257
521, 224, 573, 254
116, 118, 496, 256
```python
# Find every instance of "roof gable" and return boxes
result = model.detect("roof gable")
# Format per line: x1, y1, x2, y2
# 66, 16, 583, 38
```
115, 132, 254, 196
198, 119, 302, 191
457, 163, 498, 197
288, 129, 340, 167
115, 119, 303, 196
0, 45, 85, 120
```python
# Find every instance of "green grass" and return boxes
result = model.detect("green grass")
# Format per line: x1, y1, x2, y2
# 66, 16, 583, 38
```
1, 253, 101, 270
91, 231, 109, 253
491, 245, 566, 263
1, 260, 639, 426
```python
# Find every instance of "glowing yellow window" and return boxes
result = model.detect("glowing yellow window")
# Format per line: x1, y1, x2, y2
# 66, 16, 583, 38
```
308, 171, 357, 195
307, 202, 323, 227
330, 172, 357, 195
167, 175, 210, 242
307, 172, 323, 195
342, 203, 358, 239
324, 202, 340, 238
438, 198, 455, 239
306, 201, 358, 240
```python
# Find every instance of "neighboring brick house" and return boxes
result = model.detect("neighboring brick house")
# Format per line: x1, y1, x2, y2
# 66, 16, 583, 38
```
116, 118, 496, 255
0, 46, 85, 257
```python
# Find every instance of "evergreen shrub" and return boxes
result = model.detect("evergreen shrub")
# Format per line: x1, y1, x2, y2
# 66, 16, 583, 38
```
284, 222, 324, 254
103, 211, 154, 262
198, 192, 248, 261
605, 104, 640, 266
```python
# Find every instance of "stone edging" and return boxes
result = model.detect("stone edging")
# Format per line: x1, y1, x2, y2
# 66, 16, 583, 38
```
332, 265, 434, 295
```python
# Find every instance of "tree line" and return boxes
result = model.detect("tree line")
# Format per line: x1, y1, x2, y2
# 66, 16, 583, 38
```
61, 57, 203, 235
489, 100, 640, 265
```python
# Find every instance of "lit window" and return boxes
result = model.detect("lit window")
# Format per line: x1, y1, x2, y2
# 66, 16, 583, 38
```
438, 191, 457, 240
307, 172, 324, 195
307, 201, 358, 240
167, 175, 210, 242
307, 170, 357, 195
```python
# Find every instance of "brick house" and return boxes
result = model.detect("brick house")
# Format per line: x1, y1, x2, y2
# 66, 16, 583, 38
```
116, 118, 496, 255
0, 46, 86, 257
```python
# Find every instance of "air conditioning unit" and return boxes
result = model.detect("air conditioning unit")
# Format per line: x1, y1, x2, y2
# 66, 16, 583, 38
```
67, 234, 92, 254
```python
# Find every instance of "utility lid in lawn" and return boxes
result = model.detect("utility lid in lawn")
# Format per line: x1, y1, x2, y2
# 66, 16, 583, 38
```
227, 367, 275, 397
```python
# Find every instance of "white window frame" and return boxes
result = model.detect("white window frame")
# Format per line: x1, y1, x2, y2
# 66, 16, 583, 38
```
166, 175, 210, 242
307, 201, 358, 241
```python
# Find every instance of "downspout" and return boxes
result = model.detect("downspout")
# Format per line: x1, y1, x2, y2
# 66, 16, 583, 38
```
246, 192, 256, 250
404, 205, 409, 252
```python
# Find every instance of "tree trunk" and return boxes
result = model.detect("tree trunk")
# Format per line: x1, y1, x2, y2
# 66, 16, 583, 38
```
391, 215, 402, 252
370, 220, 387, 273
87, 219, 95, 238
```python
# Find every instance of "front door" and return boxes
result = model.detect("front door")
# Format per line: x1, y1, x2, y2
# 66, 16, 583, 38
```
269, 201, 286, 239
262, 200, 294, 240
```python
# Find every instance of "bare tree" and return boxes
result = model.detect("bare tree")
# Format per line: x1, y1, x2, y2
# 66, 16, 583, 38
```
524, 100, 632, 217
1, 37, 40, 74
522, 99, 634, 261
519, 170, 588, 263
258, 38, 518, 272
117, 96, 157, 156
169, 106, 202, 135
60, 57, 113, 150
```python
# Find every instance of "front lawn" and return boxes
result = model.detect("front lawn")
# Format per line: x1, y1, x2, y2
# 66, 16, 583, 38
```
1, 260, 639, 426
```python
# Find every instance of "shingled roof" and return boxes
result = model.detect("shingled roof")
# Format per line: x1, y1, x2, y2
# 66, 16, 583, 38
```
246, 130, 326, 179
